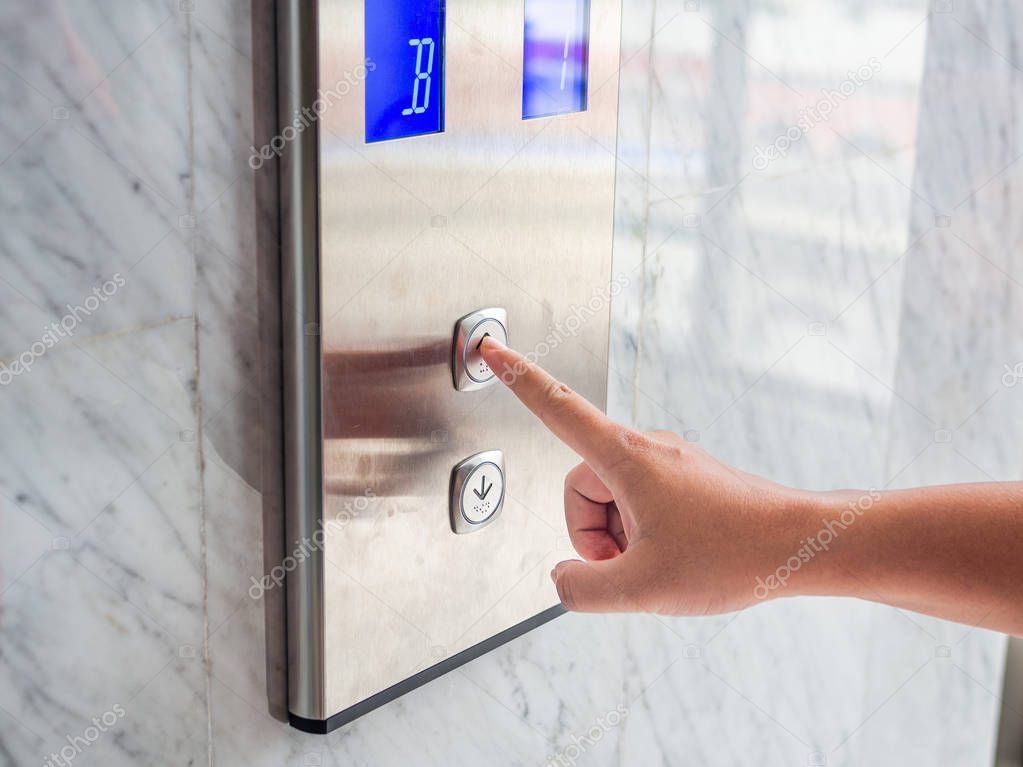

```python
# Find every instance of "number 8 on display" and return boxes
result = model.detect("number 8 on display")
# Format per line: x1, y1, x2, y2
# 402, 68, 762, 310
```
402, 37, 435, 116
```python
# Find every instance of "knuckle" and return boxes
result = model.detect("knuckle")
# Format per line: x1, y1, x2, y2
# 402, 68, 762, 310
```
541, 378, 575, 413
658, 441, 687, 462
616, 429, 657, 458
650, 429, 683, 445
647, 430, 686, 460
604, 429, 654, 474
649, 429, 676, 441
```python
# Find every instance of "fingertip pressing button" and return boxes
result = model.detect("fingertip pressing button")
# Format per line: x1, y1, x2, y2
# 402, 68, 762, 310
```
453, 308, 508, 391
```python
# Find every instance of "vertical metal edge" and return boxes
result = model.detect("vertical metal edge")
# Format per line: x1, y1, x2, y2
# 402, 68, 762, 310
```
996, 637, 1023, 766
279, 0, 326, 722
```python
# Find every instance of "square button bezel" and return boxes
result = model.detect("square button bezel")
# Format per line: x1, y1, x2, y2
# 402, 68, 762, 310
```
449, 450, 506, 533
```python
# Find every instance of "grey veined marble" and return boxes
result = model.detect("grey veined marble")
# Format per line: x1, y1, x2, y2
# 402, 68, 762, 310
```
1, 0, 1019, 765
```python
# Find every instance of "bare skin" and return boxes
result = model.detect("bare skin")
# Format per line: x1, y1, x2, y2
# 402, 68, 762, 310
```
479, 337, 1023, 637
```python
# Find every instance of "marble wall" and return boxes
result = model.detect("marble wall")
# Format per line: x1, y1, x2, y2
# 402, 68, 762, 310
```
609, 2, 1020, 765
1, 1, 1019, 766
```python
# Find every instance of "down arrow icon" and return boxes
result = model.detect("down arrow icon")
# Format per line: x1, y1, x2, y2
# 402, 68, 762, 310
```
473, 474, 493, 501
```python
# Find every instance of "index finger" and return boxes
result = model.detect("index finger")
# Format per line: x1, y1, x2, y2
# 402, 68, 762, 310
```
479, 336, 625, 474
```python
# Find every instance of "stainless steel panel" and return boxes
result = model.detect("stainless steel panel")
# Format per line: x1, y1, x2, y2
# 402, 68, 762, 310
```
283, 0, 622, 728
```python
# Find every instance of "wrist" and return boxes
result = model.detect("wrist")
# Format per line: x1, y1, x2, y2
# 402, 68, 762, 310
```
792, 488, 882, 598
753, 488, 877, 602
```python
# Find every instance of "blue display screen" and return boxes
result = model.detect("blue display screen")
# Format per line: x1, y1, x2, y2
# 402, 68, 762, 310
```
522, 0, 590, 120
365, 0, 445, 143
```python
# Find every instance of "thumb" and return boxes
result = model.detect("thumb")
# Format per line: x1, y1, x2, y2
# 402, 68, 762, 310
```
551, 554, 644, 613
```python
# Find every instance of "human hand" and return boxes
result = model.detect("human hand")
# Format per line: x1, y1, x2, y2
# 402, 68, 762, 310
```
479, 337, 820, 615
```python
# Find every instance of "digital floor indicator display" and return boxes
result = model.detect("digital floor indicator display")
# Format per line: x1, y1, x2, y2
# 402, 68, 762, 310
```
364, 0, 590, 143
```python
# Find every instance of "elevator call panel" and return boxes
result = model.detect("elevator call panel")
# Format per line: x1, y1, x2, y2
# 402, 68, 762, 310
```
279, 0, 621, 732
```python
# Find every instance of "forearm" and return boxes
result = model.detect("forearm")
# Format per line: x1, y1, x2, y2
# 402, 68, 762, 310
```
791, 483, 1023, 635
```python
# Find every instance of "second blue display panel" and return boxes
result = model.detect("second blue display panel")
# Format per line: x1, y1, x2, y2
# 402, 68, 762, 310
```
522, 0, 590, 119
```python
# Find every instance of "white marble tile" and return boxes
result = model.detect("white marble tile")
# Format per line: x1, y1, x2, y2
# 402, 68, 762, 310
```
642, 0, 930, 200
608, 0, 658, 428
189, 0, 268, 479
0, 492, 55, 597
209, 664, 558, 767
617, 599, 880, 766
457, 613, 629, 766
0, 117, 195, 358
608, 2, 1019, 766
850, 612, 1007, 767
190, 5, 257, 214
628, 152, 915, 488
0, 324, 196, 534
191, 0, 254, 62
0, 550, 204, 767
187, 0, 286, 749
0, 2, 178, 105
848, 6, 1023, 765
0, 45, 52, 164
203, 439, 272, 700
0, 2, 194, 358
0, 320, 206, 767
881, 0, 1023, 489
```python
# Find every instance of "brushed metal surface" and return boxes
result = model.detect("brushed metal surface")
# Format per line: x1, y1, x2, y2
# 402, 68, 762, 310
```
286, 0, 622, 723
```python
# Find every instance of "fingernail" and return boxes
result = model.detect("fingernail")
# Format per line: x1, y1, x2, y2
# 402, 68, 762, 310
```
549, 566, 558, 583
